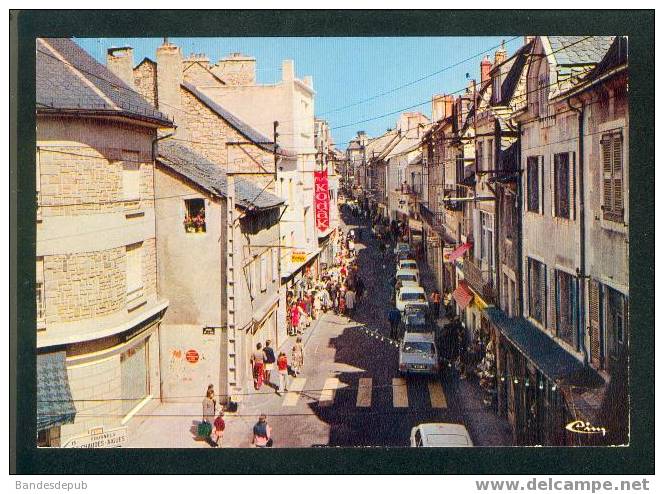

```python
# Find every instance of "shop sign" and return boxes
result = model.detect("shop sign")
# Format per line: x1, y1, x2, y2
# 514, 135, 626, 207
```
185, 349, 199, 363
291, 251, 307, 264
62, 426, 127, 448
443, 246, 455, 262
314, 170, 330, 232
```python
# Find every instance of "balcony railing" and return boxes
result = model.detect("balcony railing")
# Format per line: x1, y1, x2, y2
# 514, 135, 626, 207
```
461, 256, 495, 305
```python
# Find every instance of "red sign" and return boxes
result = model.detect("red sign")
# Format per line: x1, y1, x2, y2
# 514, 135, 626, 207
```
314, 170, 330, 232
185, 349, 199, 363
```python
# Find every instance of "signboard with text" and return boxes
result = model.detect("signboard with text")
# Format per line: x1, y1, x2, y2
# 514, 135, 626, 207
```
314, 170, 330, 232
291, 251, 307, 264
62, 426, 128, 448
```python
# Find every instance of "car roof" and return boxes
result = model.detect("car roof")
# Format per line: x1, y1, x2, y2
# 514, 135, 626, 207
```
399, 285, 425, 294
417, 423, 470, 436
396, 268, 419, 276
403, 332, 435, 342
399, 258, 417, 263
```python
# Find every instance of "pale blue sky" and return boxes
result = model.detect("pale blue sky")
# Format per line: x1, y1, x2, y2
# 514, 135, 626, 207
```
76, 36, 521, 149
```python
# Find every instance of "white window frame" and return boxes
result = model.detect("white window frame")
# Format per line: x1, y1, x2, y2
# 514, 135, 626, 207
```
126, 242, 144, 300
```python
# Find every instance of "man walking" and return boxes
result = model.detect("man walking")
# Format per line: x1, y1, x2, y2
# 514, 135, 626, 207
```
388, 307, 402, 340
263, 340, 276, 387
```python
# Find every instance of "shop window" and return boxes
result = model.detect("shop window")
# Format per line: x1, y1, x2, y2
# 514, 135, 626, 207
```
526, 156, 541, 213
555, 269, 578, 349
527, 258, 546, 325
184, 198, 206, 233
36, 257, 45, 325
120, 340, 149, 416
601, 131, 624, 223
126, 242, 143, 301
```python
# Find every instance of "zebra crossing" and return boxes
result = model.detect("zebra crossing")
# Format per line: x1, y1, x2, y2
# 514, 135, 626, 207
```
280, 375, 448, 409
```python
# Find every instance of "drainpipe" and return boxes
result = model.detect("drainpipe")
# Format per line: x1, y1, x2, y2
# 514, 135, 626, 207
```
567, 95, 587, 365
516, 123, 524, 317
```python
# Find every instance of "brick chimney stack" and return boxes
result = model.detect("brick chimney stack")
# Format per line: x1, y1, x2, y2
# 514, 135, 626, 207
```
480, 55, 492, 83
443, 94, 454, 119
156, 40, 186, 137
106, 47, 135, 90
494, 40, 507, 67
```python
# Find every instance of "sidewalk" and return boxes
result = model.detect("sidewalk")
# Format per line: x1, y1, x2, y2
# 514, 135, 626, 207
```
416, 253, 513, 446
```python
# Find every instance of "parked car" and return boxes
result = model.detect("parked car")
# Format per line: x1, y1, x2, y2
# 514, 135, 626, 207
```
397, 259, 419, 272
400, 305, 432, 333
398, 331, 439, 376
395, 285, 428, 312
410, 423, 474, 447
395, 268, 420, 288
394, 242, 411, 255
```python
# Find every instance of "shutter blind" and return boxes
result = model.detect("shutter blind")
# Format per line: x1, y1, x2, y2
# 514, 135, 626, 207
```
612, 133, 624, 220
570, 151, 576, 220
540, 262, 548, 328
539, 155, 545, 215
548, 268, 557, 334
601, 134, 614, 219
589, 279, 601, 367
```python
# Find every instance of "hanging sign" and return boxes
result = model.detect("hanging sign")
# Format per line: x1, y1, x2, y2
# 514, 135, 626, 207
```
291, 251, 307, 264
314, 170, 330, 232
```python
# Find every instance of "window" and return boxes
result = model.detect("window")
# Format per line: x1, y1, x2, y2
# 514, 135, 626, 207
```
272, 247, 279, 281
537, 74, 549, 117
122, 151, 141, 201
479, 211, 494, 273
184, 198, 206, 233
526, 156, 542, 213
606, 286, 627, 349
487, 139, 494, 171
553, 153, 571, 218
555, 270, 578, 349
36, 257, 45, 324
601, 131, 624, 222
260, 254, 267, 292
476, 141, 484, 172
126, 242, 143, 299
527, 258, 546, 325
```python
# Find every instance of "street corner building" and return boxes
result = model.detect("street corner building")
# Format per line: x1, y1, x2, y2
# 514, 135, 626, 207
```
36, 37, 174, 447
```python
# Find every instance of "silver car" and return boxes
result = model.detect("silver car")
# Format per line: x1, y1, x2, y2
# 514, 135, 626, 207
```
398, 332, 439, 376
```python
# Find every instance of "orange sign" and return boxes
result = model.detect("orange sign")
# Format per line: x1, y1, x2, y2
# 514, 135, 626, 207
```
185, 349, 199, 363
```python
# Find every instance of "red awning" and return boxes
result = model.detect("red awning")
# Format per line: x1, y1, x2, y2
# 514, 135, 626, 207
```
446, 242, 473, 263
452, 280, 474, 310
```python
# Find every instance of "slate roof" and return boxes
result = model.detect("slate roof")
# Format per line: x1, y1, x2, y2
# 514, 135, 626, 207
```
37, 351, 77, 432
548, 36, 615, 66
181, 81, 286, 155
158, 140, 283, 210
495, 40, 533, 107
582, 36, 628, 83
36, 38, 172, 127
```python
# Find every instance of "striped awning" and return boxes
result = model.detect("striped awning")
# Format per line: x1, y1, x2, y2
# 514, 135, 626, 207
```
37, 351, 76, 432
446, 242, 472, 263
452, 280, 474, 310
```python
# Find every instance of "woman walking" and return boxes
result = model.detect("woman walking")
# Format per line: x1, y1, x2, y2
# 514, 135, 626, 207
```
291, 337, 304, 376
251, 342, 265, 390
276, 352, 289, 395
252, 414, 273, 448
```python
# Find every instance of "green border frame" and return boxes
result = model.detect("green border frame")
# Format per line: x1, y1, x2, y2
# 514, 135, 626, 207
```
10, 9, 654, 475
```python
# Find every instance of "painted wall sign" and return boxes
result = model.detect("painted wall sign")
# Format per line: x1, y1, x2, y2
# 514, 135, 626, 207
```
314, 170, 330, 232
291, 251, 307, 263
185, 349, 199, 363
62, 426, 127, 448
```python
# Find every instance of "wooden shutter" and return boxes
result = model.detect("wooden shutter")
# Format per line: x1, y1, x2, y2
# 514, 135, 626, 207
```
539, 155, 545, 215
589, 279, 601, 367
601, 134, 614, 219
569, 151, 576, 220
548, 268, 557, 333
612, 133, 624, 221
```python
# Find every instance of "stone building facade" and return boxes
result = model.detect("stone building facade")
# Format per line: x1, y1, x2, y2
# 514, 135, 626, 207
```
36, 38, 173, 447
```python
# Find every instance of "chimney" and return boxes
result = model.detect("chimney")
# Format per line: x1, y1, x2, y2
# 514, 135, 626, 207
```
106, 47, 135, 89
156, 41, 186, 136
524, 36, 535, 45
303, 75, 313, 88
282, 60, 295, 81
494, 40, 507, 67
480, 55, 492, 83
431, 94, 446, 122
443, 95, 454, 119
211, 52, 256, 85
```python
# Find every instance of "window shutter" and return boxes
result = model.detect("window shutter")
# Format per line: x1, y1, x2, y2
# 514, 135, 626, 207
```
589, 279, 601, 368
569, 151, 576, 220
548, 268, 556, 333
473, 208, 480, 259
601, 134, 613, 219
539, 262, 547, 327
539, 155, 545, 215
612, 133, 624, 221
549, 155, 555, 217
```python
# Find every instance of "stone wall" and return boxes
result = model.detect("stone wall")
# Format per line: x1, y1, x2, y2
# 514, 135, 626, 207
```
133, 60, 158, 107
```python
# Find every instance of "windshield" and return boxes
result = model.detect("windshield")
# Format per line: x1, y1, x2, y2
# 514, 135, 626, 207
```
397, 274, 417, 282
406, 313, 427, 326
401, 292, 426, 301
403, 342, 434, 354
401, 262, 417, 269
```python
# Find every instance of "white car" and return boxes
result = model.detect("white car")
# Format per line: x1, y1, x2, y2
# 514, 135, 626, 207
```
395, 268, 420, 287
410, 423, 474, 447
395, 285, 428, 312
394, 242, 411, 255
398, 331, 439, 375
398, 259, 419, 272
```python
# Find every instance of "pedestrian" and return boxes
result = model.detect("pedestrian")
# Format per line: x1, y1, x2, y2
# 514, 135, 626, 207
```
355, 277, 365, 302
291, 337, 304, 376
212, 409, 225, 447
263, 340, 276, 386
345, 287, 356, 317
348, 238, 355, 256
313, 291, 322, 319
252, 414, 273, 448
251, 342, 265, 390
276, 352, 289, 395
290, 303, 300, 336
431, 289, 441, 320
202, 387, 215, 428
388, 307, 402, 340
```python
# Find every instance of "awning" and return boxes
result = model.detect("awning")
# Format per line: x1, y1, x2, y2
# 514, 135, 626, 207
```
446, 242, 473, 263
452, 280, 474, 310
484, 307, 604, 388
37, 351, 77, 432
